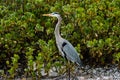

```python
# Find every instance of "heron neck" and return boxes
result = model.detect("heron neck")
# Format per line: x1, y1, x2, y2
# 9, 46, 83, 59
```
55, 17, 62, 40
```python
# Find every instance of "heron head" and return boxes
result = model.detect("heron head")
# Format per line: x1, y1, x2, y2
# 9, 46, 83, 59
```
43, 12, 61, 18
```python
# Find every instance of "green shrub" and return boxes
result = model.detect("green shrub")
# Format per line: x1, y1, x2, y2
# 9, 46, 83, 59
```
0, 0, 120, 78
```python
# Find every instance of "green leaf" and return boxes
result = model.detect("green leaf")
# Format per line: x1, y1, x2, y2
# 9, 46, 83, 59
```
87, 41, 94, 48
35, 23, 44, 31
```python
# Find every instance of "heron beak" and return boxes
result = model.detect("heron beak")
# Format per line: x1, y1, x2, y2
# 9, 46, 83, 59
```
42, 14, 51, 16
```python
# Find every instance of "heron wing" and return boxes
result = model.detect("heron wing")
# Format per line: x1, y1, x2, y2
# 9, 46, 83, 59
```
62, 40, 82, 66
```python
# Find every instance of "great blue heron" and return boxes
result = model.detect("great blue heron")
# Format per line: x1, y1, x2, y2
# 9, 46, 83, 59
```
43, 12, 82, 79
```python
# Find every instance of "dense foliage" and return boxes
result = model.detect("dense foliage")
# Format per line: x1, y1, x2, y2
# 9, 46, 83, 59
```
0, 0, 120, 78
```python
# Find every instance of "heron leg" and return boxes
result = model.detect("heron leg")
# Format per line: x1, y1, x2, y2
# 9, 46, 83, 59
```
67, 60, 70, 80
66, 61, 80, 80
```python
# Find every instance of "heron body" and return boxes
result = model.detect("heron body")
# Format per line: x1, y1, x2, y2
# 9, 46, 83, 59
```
43, 12, 82, 67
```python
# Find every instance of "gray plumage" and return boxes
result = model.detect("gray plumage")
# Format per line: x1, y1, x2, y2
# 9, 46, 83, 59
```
43, 12, 82, 67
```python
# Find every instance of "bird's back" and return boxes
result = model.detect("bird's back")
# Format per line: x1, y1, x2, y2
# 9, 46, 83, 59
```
59, 39, 82, 67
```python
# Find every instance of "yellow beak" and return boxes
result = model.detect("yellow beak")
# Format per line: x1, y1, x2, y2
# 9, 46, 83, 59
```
42, 14, 51, 16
